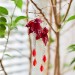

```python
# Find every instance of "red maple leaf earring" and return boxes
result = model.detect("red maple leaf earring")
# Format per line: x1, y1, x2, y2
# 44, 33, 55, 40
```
26, 18, 49, 71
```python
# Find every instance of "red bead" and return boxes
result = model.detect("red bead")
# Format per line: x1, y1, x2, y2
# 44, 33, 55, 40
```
33, 59, 37, 66
42, 55, 46, 62
40, 65, 44, 72
32, 49, 36, 57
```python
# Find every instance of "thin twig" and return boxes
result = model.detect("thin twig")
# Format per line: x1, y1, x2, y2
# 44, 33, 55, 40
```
28, 12, 40, 14
30, 0, 56, 33
62, 0, 73, 22
1, 30, 10, 60
0, 60, 7, 75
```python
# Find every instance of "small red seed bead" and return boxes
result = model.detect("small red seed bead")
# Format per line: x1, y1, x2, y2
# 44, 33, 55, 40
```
32, 49, 36, 57
42, 55, 46, 62
40, 65, 44, 72
33, 58, 37, 66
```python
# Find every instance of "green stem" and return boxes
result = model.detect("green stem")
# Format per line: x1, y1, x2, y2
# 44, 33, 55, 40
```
1, 30, 10, 60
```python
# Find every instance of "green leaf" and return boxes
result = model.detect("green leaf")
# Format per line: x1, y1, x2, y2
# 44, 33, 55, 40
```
70, 58, 75, 65
66, 15, 75, 22
14, 16, 28, 24
11, 16, 27, 28
0, 24, 6, 38
0, 6, 8, 15
12, 0, 23, 9
0, 30, 5, 38
0, 17, 7, 25
67, 44, 75, 52
0, 25, 6, 30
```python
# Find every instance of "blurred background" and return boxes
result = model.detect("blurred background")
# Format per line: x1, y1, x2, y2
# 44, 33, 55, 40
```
0, 0, 75, 75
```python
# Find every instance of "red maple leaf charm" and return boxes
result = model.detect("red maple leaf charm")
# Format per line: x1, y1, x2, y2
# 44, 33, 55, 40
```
26, 18, 42, 36
26, 20, 34, 34
33, 59, 37, 66
40, 65, 44, 72
42, 55, 47, 62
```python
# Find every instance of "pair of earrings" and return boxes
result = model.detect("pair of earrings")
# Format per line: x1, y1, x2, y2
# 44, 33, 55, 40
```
32, 49, 47, 72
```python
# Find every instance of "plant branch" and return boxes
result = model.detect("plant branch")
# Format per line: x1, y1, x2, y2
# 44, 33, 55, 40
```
0, 60, 7, 75
0, 4, 17, 75
26, 0, 29, 22
53, 0, 61, 75
1, 30, 10, 60
26, 1, 32, 75
30, 0, 56, 33
1, 6, 16, 60
62, 0, 73, 22
50, 0, 59, 27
